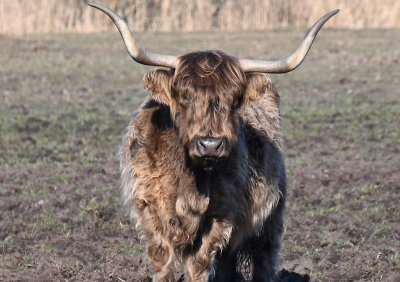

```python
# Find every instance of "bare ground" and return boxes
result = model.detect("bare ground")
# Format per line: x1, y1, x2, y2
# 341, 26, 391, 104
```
0, 29, 399, 281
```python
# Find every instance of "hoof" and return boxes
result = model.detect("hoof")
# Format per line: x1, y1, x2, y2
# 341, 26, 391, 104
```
277, 268, 310, 282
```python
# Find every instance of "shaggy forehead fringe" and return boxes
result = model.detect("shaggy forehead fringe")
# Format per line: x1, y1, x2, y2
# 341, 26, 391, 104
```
174, 50, 247, 100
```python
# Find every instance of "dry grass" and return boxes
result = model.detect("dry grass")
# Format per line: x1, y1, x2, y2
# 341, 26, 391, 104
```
1, 0, 400, 35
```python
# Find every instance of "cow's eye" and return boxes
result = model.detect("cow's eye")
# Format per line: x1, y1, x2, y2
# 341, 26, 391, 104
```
232, 96, 243, 110
179, 96, 190, 107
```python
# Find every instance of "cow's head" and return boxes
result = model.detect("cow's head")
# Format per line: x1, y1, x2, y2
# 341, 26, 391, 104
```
88, 2, 339, 169
143, 51, 251, 168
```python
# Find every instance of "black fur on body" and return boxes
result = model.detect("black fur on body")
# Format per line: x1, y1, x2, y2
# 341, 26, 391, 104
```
120, 54, 287, 280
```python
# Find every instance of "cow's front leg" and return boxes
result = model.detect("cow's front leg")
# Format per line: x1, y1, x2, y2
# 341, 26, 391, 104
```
148, 237, 175, 282
251, 199, 284, 282
186, 219, 233, 282
133, 196, 176, 282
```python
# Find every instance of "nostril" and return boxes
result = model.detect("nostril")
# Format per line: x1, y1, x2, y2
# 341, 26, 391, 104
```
216, 139, 224, 153
216, 139, 223, 150
198, 139, 206, 149
195, 138, 206, 154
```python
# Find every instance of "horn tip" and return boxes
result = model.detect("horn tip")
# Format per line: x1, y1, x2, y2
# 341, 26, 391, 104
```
87, 2, 112, 16
328, 9, 340, 17
332, 9, 340, 15
87, 2, 99, 8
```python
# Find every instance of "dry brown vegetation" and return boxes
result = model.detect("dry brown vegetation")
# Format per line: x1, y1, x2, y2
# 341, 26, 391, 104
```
1, 0, 400, 35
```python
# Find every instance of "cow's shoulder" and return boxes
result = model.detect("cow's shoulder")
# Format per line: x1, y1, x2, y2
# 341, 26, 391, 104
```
122, 98, 180, 167
138, 98, 174, 131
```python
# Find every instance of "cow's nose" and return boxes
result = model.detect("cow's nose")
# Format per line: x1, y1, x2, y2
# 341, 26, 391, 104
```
196, 137, 225, 157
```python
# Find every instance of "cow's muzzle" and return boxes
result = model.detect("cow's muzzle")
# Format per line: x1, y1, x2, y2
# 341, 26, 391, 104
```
195, 137, 225, 158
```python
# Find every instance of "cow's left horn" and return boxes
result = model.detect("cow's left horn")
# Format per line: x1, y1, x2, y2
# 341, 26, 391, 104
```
239, 9, 339, 73
88, 2, 178, 69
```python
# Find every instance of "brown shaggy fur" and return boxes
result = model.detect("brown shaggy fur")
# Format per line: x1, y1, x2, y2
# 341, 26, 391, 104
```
120, 50, 285, 281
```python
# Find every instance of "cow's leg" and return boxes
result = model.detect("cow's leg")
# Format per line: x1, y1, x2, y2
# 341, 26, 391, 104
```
250, 200, 284, 282
148, 236, 175, 282
133, 198, 176, 282
211, 248, 244, 282
186, 219, 233, 282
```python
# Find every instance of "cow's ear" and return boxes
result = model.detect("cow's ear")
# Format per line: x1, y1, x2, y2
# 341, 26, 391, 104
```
143, 69, 175, 106
244, 73, 273, 101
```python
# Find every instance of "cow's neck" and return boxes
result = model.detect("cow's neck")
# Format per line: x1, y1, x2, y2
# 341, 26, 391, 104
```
187, 122, 248, 198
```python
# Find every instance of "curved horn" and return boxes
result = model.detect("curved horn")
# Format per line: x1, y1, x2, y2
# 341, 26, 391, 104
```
239, 9, 340, 73
87, 2, 178, 68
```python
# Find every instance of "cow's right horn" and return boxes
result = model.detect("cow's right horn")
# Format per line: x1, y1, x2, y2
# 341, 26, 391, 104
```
88, 2, 179, 69
239, 9, 340, 73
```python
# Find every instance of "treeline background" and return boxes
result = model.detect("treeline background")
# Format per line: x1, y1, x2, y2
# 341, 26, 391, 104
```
1, 0, 399, 34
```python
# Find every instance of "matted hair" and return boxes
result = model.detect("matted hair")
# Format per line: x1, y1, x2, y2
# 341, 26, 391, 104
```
172, 50, 247, 149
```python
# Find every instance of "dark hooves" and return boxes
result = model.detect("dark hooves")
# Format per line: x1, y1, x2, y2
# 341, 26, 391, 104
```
208, 272, 245, 282
277, 268, 310, 282
150, 269, 309, 281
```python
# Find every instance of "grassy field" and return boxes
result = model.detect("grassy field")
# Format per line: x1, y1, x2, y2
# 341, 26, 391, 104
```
0, 29, 399, 281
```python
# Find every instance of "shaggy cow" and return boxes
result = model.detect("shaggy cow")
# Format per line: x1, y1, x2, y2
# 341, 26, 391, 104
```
89, 3, 338, 281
